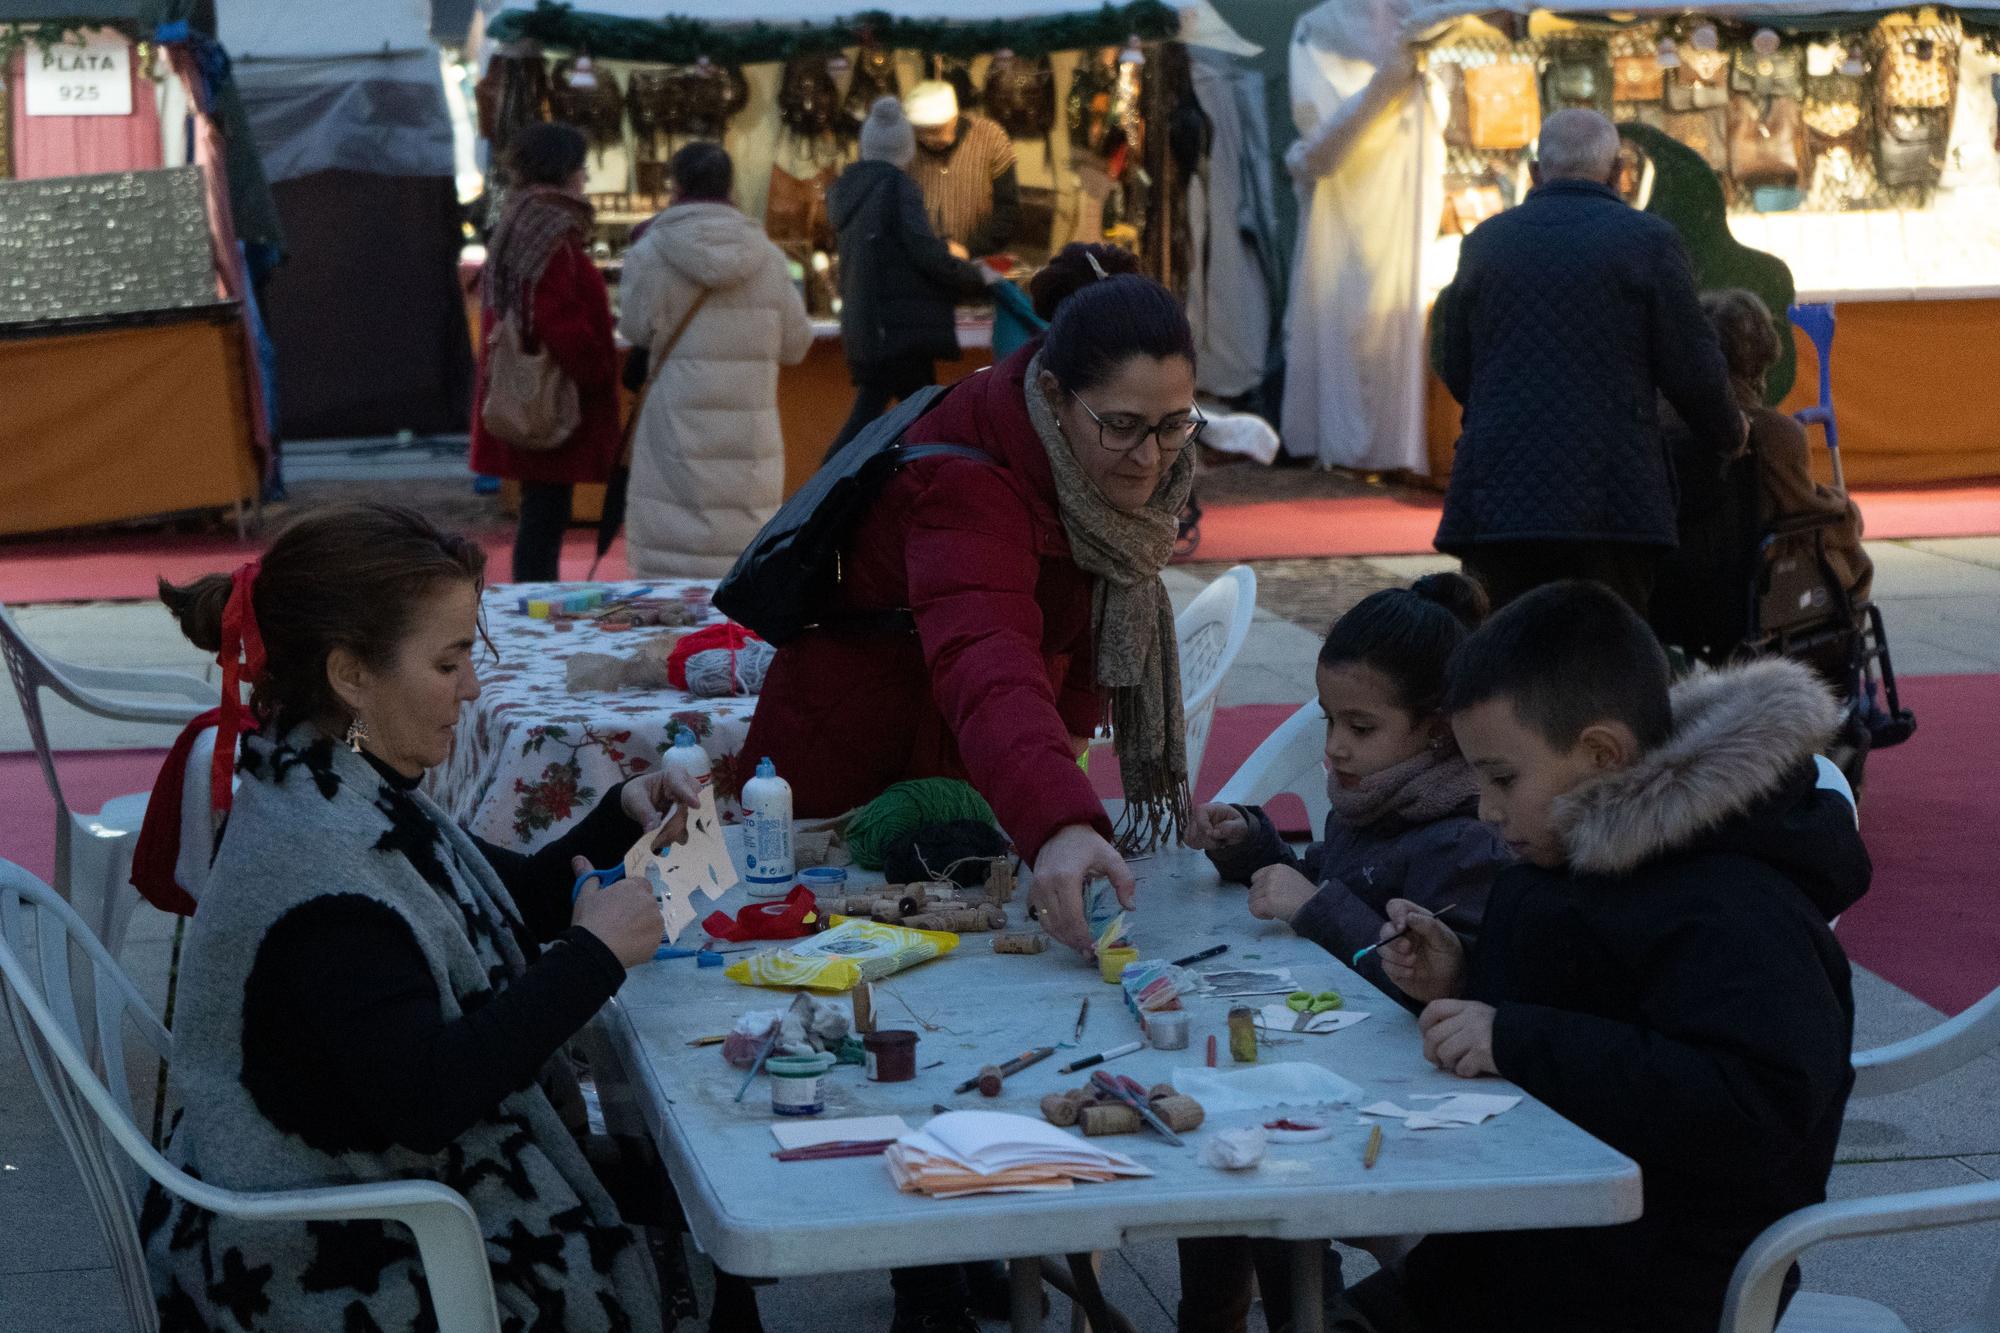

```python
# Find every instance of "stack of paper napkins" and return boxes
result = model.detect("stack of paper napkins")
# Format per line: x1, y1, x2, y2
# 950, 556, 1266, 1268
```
885, 1111, 1154, 1199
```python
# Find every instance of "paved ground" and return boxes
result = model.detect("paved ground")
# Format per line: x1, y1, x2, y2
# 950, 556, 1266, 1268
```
5, 503, 2000, 1330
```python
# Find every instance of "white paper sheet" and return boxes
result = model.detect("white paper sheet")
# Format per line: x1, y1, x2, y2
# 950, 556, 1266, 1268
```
1359, 1093, 1520, 1130
1252, 1004, 1371, 1035
1171, 1062, 1364, 1114
770, 1116, 909, 1150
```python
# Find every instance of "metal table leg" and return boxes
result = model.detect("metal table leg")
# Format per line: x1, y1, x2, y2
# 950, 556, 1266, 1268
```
1011, 1255, 1044, 1333
1290, 1239, 1326, 1333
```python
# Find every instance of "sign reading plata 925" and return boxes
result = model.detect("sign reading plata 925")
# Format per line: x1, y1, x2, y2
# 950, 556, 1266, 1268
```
25, 30, 133, 118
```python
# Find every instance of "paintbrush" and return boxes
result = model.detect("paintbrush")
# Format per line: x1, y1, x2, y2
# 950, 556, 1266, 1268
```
954, 1045, 1056, 1095
732, 1025, 781, 1103
1349, 902, 1460, 968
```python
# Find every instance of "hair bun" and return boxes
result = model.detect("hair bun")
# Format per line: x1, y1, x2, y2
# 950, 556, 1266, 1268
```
158, 573, 235, 654
1028, 242, 1141, 320
1411, 571, 1490, 630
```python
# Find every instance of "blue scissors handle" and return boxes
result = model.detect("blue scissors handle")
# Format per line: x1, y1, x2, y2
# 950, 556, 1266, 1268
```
571, 866, 623, 903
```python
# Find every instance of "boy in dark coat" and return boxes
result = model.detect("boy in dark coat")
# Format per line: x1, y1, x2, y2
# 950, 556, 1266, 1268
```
1358, 580, 1867, 1333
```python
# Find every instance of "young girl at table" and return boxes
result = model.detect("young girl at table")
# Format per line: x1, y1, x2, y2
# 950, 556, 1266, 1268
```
1175, 574, 1513, 1333
1188, 572, 1512, 1000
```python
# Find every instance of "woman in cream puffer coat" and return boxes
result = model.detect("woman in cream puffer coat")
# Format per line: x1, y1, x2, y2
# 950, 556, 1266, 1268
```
618, 182, 813, 577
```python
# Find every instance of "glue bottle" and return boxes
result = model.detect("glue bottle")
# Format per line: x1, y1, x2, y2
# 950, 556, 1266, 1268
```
742, 756, 794, 897
661, 727, 712, 795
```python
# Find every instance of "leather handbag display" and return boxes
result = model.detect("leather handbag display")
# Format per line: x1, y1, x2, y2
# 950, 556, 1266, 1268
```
1666, 106, 1731, 171
1728, 90, 1804, 186
1465, 61, 1539, 151
1614, 54, 1666, 102
843, 44, 901, 132
482, 314, 580, 453
1807, 144, 1877, 209
1731, 45, 1805, 101
778, 57, 841, 138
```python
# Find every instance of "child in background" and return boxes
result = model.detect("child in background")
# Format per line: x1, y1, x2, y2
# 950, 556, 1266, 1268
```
1189, 573, 1512, 1001
1175, 574, 1512, 1333
1355, 580, 1867, 1333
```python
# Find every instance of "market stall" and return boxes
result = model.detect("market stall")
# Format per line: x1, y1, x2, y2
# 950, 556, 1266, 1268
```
472, 0, 1271, 492
1287, 0, 2000, 487
0, 11, 270, 536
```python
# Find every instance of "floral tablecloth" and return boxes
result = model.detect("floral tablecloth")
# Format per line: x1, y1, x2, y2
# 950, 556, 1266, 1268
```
425, 581, 759, 852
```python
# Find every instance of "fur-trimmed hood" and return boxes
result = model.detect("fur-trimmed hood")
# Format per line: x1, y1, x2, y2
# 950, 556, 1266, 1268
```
1554, 658, 1857, 895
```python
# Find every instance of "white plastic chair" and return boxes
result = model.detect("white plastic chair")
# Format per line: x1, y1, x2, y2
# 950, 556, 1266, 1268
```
0, 605, 211, 958
1088, 565, 1258, 794
1175, 565, 1258, 791
1211, 700, 1333, 838
0, 859, 502, 1333
1720, 983, 2000, 1332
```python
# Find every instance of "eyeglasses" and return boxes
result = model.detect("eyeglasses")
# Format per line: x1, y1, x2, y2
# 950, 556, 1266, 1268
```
1069, 391, 1205, 457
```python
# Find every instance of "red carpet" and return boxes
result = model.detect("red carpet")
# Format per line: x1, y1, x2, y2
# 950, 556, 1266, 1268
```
1, 483, 1995, 603
6, 686, 1995, 1014
0, 527, 630, 605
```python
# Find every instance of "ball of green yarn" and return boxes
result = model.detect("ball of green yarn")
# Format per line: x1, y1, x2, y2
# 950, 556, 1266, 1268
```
846, 778, 997, 870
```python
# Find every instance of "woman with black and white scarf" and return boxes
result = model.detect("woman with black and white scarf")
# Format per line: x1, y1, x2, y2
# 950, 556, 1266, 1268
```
143, 502, 759, 1332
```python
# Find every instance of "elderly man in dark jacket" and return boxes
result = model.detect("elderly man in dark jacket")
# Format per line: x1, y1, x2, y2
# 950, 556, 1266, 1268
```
1433, 109, 1742, 613
825, 95, 996, 458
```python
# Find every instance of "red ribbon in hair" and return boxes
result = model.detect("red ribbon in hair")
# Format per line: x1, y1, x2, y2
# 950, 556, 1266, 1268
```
212, 560, 265, 813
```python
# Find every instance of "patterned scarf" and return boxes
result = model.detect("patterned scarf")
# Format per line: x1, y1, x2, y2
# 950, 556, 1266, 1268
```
1025, 352, 1196, 850
1327, 744, 1481, 830
483, 185, 594, 335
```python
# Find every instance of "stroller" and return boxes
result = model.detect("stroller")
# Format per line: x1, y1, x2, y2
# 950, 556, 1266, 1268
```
1649, 413, 1915, 801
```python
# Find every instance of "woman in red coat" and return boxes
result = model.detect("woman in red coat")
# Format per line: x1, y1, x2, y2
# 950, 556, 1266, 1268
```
469, 123, 620, 582
742, 245, 1200, 958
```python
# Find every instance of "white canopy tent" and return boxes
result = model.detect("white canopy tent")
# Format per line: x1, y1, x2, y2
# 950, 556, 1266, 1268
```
1280, 0, 1998, 476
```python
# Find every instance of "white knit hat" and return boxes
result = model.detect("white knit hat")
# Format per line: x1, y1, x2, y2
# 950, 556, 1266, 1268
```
903, 79, 959, 129
859, 95, 916, 167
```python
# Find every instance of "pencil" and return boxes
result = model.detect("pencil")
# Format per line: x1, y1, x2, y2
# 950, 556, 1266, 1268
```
1074, 996, 1090, 1043
1363, 1124, 1384, 1169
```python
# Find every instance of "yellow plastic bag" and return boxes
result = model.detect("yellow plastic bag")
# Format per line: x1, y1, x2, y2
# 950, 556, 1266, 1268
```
724, 917, 960, 992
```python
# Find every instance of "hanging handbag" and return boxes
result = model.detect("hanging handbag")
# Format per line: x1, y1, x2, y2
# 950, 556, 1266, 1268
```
550, 62, 626, 151
985, 52, 1056, 139
1541, 40, 1612, 116
1728, 90, 1804, 186
1666, 106, 1730, 171
1878, 27, 1956, 109
1877, 107, 1949, 190
1613, 54, 1667, 103
1807, 144, 1876, 209
779, 57, 841, 138
1731, 44, 1805, 101
482, 313, 581, 453
843, 43, 901, 134
764, 163, 838, 252
1668, 43, 1731, 111
1069, 48, 1122, 155
1464, 61, 1538, 151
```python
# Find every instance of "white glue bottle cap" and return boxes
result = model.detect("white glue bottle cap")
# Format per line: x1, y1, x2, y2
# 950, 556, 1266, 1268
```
661, 726, 712, 790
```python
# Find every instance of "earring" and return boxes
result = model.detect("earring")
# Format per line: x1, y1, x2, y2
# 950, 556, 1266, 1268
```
344, 717, 370, 753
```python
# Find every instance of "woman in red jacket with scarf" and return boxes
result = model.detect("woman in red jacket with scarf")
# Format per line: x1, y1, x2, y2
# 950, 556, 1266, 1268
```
742, 245, 1199, 960
470, 123, 620, 582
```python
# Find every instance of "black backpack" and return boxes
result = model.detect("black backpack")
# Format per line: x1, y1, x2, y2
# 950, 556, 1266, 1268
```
713, 386, 993, 645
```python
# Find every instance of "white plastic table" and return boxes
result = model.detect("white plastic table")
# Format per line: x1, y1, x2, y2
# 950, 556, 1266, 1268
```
595, 843, 1641, 1332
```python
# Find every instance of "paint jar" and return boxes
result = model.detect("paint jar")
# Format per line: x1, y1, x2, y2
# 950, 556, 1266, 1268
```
1227, 1007, 1259, 1064
864, 1029, 918, 1083
800, 866, 847, 893
1098, 946, 1139, 985
768, 1052, 835, 1117
1148, 1009, 1190, 1051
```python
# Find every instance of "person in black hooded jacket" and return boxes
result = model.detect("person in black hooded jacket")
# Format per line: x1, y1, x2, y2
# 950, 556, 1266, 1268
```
1353, 580, 1867, 1333
825, 96, 997, 457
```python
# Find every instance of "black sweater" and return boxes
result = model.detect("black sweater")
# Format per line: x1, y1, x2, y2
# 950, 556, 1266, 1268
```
237, 768, 640, 1157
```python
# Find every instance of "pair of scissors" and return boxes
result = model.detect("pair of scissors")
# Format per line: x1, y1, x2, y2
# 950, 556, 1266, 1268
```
1090, 1070, 1183, 1146
1287, 989, 1344, 1031
571, 865, 623, 903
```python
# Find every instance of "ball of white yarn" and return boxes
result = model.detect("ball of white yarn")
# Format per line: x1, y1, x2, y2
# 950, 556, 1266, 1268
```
683, 638, 776, 697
